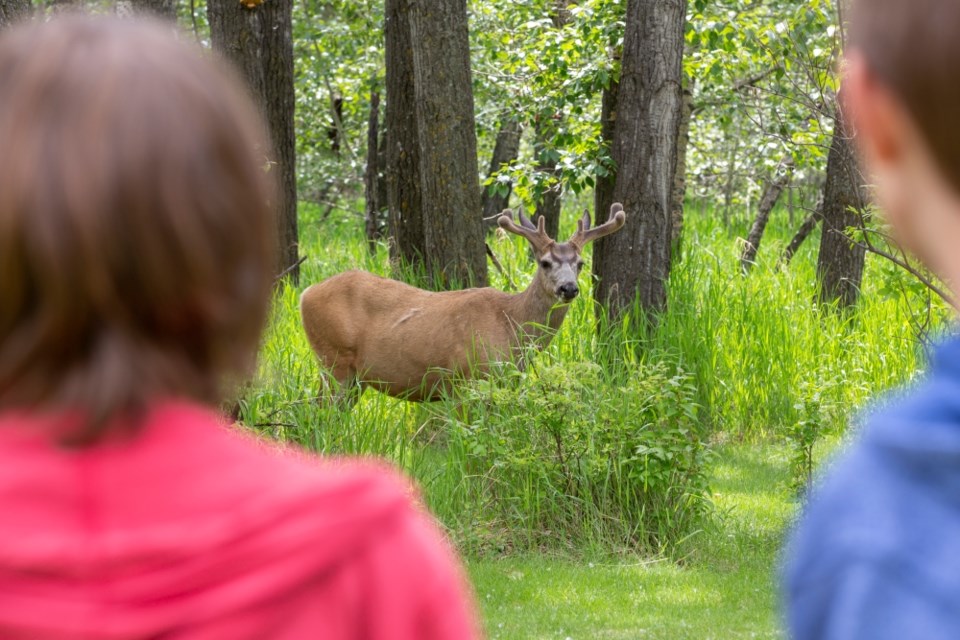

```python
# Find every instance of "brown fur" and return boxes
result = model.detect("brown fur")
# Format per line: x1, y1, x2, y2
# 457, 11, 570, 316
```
299, 204, 626, 403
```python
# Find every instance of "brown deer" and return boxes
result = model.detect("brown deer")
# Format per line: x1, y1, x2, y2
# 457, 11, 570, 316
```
299, 203, 626, 403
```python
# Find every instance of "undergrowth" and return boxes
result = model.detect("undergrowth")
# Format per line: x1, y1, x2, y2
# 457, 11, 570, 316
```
240, 199, 946, 557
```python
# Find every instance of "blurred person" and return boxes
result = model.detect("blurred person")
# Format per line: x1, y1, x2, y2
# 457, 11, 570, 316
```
0, 16, 479, 640
785, 0, 960, 638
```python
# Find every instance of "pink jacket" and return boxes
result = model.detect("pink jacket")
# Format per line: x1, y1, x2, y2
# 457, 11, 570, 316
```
0, 402, 479, 639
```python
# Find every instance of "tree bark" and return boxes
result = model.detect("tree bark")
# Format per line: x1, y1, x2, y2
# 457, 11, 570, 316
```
740, 154, 794, 272
209, 0, 299, 283
779, 197, 823, 267
259, 0, 298, 283
385, 0, 423, 268
47, 0, 78, 14
817, 104, 867, 308
386, 0, 487, 288
594, 78, 619, 253
670, 75, 693, 263
209, 2, 264, 95
328, 94, 344, 158
593, 0, 687, 319
481, 116, 522, 227
534, 120, 562, 241
127, 0, 176, 19
407, 0, 486, 287
364, 90, 384, 253
531, 0, 573, 242
0, 0, 30, 26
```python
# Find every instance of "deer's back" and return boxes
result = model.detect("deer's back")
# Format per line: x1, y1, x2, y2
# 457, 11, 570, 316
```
299, 270, 516, 388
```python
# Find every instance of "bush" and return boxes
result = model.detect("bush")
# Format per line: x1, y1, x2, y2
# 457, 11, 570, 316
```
446, 358, 712, 556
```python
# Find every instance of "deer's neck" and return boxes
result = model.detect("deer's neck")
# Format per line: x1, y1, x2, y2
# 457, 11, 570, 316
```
504, 280, 570, 343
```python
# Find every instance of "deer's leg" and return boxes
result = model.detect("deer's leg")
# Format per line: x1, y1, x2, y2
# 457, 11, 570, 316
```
319, 359, 363, 410
334, 374, 364, 409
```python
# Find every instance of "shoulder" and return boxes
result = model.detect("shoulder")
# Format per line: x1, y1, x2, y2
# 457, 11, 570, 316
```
347, 482, 480, 639
787, 369, 960, 602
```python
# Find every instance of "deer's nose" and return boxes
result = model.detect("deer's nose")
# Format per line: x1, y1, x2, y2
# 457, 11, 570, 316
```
558, 283, 579, 300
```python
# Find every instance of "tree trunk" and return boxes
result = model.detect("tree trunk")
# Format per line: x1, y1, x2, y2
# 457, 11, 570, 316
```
259, 0, 298, 283
364, 90, 384, 253
779, 197, 823, 267
787, 178, 795, 226
48, 0, 78, 13
386, 0, 487, 288
0, 0, 30, 26
209, 0, 299, 283
127, 0, 176, 19
385, 0, 423, 268
817, 105, 867, 308
209, 2, 264, 95
534, 120, 562, 241
531, 0, 572, 242
740, 154, 794, 272
481, 116, 521, 227
594, 78, 619, 255
593, 0, 687, 319
721, 132, 739, 227
328, 94, 344, 158
670, 75, 693, 263
407, 0, 486, 287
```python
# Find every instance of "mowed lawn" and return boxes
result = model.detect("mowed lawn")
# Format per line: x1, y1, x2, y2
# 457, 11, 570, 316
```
469, 444, 799, 639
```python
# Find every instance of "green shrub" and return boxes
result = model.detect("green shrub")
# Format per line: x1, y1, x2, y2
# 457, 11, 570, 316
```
446, 359, 712, 556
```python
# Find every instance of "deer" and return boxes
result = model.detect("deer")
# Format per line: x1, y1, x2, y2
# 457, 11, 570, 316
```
299, 202, 626, 404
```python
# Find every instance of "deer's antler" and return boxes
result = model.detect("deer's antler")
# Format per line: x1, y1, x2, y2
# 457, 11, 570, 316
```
568, 202, 626, 250
497, 209, 554, 253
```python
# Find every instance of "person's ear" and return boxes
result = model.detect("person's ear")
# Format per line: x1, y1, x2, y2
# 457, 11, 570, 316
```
843, 52, 903, 165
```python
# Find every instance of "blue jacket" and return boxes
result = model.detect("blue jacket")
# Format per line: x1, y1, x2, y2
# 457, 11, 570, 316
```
786, 334, 960, 639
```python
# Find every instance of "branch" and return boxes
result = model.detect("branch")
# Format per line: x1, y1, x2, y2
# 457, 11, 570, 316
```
844, 232, 955, 306
733, 67, 779, 91
274, 255, 308, 284
691, 66, 782, 115
485, 242, 516, 291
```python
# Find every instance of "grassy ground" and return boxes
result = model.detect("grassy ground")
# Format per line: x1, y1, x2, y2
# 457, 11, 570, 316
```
245, 198, 945, 637
471, 443, 795, 639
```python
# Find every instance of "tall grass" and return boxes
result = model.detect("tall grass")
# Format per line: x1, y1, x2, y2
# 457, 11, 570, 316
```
240, 200, 945, 555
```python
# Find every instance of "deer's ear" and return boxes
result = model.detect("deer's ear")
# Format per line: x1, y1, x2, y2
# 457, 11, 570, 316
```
579, 208, 591, 231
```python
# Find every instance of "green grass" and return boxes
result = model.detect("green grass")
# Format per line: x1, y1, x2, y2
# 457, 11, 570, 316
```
242, 198, 947, 636
470, 443, 795, 639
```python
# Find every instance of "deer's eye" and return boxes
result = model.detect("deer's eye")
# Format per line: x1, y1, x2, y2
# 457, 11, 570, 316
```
540, 260, 552, 270
577, 262, 585, 271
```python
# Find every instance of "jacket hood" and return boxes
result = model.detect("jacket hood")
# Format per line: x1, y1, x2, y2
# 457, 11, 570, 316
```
0, 403, 411, 638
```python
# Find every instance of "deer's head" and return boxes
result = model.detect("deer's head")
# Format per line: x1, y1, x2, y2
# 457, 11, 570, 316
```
498, 203, 626, 302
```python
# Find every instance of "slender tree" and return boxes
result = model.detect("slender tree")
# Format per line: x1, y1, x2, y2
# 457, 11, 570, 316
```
594, 78, 619, 238
671, 76, 693, 261
385, 0, 487, 288
779, 196, 823, 267
364, 90, 385, 253
384, 0, 423, 269
384, 0, 423, 270
593, 0, 687, 319
530, 0, 573, 241
740, 154, 794, 272
534, 120, 563, 240
209, 0, 299, 283
481, 116, 522, 226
